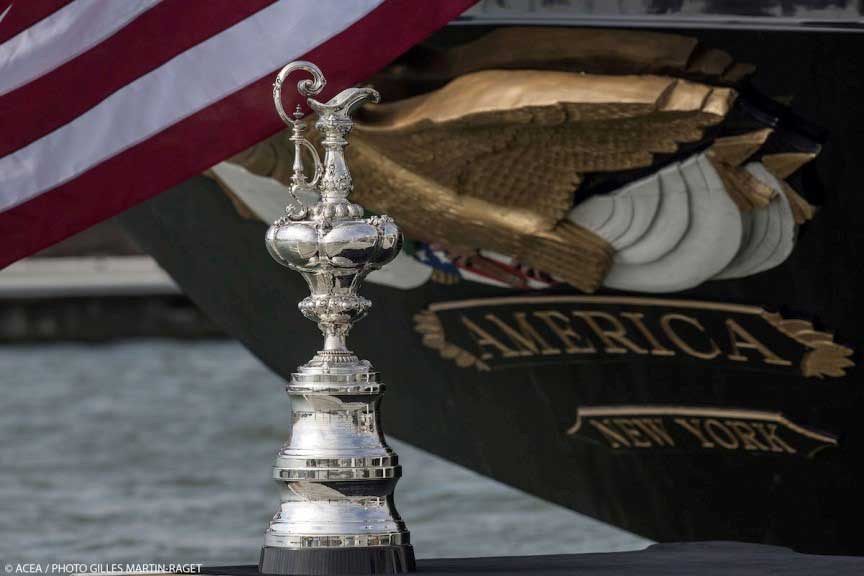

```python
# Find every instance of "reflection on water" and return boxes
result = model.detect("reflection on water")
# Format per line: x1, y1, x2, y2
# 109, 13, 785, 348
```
0, 341, 647, 566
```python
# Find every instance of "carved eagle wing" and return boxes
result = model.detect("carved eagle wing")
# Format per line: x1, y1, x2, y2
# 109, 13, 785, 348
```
352, 69, 733, 227
343, 70, 733, 291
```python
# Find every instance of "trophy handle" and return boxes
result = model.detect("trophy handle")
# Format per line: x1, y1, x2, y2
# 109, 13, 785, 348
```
299, 138, 322, 188
273, 61, 327, 217
272, 60, 326, 126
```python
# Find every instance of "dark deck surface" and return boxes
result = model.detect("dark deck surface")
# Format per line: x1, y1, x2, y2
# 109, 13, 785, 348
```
202, 542, 864, 575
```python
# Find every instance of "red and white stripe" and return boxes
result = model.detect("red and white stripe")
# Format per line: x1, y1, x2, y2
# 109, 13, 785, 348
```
0, 0, 476, 268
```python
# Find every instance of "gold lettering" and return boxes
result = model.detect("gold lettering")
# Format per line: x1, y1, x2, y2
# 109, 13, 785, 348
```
589, 419, 631, 448
533, 310, 596, 354
725, 420, 770, 451
482, 313, 561, 356
634, 418, 676, 447
725, 319, 793, 366
461, 316, 520, 359
585, 414, 804, 455
661, 314, 721, 360
572, 311, 648, 355
614, 419, 652, 447
751, 422, 797, 454
620, 312, 676, 357
674, 418, 715, 448
704, 419, 739, 449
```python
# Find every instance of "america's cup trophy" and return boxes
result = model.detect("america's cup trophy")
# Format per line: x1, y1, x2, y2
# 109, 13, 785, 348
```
259, 60, 415, 575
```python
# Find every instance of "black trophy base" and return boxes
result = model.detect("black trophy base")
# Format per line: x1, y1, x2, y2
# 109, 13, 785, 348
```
259, 545, 416, 575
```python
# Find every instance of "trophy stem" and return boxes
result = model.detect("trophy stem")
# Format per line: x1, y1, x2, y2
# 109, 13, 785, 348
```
323, 333, 347, 351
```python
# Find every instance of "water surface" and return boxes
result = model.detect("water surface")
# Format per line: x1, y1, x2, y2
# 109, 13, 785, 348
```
0, 341, 648, 566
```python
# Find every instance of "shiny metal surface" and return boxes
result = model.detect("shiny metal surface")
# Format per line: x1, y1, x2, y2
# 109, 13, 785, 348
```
262, 61, 410, 553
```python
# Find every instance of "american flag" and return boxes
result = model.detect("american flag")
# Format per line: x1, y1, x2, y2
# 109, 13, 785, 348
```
0, 0, 476, 268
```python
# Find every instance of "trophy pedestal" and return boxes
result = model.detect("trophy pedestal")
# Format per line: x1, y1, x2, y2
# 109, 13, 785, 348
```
258, 369, 413, 575
259, 545, 415, 575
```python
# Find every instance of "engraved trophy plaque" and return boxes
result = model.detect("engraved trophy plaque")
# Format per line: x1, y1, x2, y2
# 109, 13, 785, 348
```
259, 61, 415, 575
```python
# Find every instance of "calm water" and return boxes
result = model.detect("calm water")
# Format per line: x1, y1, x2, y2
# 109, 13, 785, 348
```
0, 341, 648, 567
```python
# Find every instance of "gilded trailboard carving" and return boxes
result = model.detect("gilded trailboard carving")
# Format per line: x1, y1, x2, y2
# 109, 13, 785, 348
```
413, 296, 854, 379
567, 406, 837, 459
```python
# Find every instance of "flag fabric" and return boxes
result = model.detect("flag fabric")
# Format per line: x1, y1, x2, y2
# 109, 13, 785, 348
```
0, 0, 476, 268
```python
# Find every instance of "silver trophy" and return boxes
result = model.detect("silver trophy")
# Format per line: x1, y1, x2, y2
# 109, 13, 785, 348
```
260, 61, 414, 575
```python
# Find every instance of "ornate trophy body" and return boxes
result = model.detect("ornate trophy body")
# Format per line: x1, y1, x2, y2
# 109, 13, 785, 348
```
259, 61, 414, 575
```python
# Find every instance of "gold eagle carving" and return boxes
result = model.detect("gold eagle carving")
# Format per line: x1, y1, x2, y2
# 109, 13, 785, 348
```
223, 28, 818, 293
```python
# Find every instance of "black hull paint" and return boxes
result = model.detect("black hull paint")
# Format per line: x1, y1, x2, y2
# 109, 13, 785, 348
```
119, 30, 864, 554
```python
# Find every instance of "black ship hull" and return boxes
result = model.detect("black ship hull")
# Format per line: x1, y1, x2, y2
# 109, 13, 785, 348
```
119, 29, 864, 555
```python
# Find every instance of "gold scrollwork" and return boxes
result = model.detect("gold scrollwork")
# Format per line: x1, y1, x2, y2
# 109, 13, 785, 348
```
413, 296, 855, 379
567, 405, 838, 458
761, 311, 854, 378
413, 310, 490, 371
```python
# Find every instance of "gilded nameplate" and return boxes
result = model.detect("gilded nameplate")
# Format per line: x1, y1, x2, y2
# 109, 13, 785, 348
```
568, 405, 837, 459
414, 296, 854, 378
